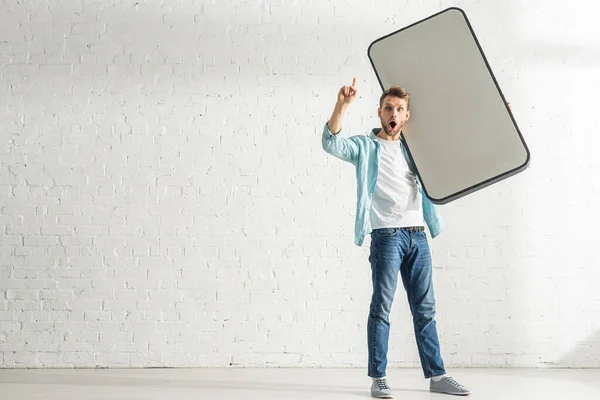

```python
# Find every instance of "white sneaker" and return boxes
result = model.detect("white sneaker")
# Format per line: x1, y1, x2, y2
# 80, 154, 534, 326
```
371, 378, 393, 398
430, 376, 471, 396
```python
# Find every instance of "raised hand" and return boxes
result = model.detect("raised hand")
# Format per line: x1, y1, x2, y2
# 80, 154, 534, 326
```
337, 77, 358, 106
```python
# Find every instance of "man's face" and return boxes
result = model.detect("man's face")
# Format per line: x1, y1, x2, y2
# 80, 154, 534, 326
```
378, 96, 410, 136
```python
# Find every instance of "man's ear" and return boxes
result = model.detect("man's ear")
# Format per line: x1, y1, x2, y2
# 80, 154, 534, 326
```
406, 110, 410, 121
377, 107, 382, 118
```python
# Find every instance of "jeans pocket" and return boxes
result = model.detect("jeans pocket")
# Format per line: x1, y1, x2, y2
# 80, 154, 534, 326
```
374, 228, 398, 237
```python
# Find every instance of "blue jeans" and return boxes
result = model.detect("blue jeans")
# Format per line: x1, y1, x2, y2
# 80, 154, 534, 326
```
367, 227, 446, 379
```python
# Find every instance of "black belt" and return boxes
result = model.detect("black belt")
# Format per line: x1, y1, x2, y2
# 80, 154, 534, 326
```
400, 226, 424, 232
373, 226, 424, 232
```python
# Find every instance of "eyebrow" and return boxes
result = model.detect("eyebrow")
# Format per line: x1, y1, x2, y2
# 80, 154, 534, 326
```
385, 103, 405, 108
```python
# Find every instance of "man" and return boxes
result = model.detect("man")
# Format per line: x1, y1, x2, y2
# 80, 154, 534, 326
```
322, 78, 471, 398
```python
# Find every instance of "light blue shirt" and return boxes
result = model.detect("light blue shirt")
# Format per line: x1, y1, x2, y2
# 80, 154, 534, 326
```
321, 123, 444, 246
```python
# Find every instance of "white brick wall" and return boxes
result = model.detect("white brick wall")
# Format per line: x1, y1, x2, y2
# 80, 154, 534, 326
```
1, 0, 599, 368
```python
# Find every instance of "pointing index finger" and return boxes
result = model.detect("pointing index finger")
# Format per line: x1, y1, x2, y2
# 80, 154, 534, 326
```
352, 77, 357, 88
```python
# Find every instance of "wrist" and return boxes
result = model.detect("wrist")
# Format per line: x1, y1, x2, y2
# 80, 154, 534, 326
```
334, 102, 349, 113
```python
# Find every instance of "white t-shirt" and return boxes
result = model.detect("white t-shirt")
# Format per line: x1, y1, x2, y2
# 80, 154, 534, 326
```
370, 136, 423, 229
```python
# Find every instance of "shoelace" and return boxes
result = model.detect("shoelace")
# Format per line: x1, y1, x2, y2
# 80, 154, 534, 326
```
375, 379, 390, 390
442, 376, 465, 389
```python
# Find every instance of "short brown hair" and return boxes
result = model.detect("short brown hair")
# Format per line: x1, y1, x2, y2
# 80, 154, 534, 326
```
379, 86, 411, 109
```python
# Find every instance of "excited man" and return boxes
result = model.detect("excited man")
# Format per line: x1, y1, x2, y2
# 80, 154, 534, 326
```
321, 78, 471, 398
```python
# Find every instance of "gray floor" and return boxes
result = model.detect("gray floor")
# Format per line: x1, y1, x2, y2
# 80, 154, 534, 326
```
0, 368, 598, 399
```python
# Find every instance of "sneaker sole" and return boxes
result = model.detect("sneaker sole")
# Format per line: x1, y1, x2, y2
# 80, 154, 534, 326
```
430, 389, 471, 396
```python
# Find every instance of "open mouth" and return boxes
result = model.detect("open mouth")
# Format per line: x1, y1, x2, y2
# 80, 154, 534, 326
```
389, 121, 397, 129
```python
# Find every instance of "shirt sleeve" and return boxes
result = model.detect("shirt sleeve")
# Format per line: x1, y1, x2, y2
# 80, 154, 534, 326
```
321, 123, 359, 165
